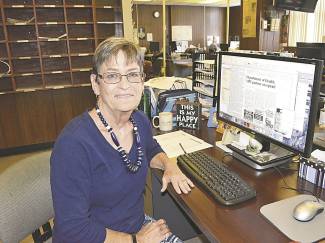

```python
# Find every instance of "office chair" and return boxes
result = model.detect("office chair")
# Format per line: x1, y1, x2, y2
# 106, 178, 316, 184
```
0, 151, 53, 243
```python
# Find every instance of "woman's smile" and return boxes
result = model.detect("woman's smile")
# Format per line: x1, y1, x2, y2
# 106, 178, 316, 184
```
115, 93, 134, 99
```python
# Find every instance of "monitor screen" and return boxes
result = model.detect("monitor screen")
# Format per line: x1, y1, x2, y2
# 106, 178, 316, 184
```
170, 41, 177, 53
149, 41, 160, 53
217, 52, 323, 157
220, 43, 229, 51
296, 42, 325, 62
274, 0, 318, 13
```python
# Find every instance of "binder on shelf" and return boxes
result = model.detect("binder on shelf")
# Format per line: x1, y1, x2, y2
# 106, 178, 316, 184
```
192, 52, 217, 118
298, 157, 325, 189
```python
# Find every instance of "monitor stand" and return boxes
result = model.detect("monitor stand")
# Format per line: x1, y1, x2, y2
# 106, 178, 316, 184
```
227, 142, 295, 170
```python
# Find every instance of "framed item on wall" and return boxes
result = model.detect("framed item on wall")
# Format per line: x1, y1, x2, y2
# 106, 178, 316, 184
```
138, 27, 146, 40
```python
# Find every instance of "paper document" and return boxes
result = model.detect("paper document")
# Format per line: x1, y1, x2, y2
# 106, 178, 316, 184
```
311, 149, 325, 162
145, 76, 192, 90
215, 141, 233, 154
154, 130, 212, 158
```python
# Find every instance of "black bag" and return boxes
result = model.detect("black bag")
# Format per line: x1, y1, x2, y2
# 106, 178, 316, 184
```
157, 89, 197, 125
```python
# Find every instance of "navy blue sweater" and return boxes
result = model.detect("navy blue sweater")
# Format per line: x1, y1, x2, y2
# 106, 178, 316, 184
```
50, 111, 163, 243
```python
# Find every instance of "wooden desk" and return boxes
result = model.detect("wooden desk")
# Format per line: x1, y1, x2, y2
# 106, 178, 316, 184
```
152, 127, 325, 243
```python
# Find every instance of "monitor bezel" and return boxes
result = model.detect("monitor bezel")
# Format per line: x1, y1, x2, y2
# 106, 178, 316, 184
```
274, 0, 318, 13
296, 42, 325, 61
297, 42, 325, 48
149, 41, 160, 53
217, 51, 323, 157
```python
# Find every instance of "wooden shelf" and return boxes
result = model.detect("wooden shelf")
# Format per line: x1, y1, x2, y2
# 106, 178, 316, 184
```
11, 56, 40, 60
67, 8, 93, 22
69, 39, 95, 53
0, 82, 92, 95
72, 70, 92, 84
35, 0, 63, 5
66, 0, 92, 4
0, 76, 12, 92
0, 0, 118, 151
1, 4, 119, 8
0, 42, 7, 57
0, 0, 123, 92
192, 52, 218, 115
3, 5, 34, 8
44, 72, 72, 87
15, 74, 43, 90
66, 5, 92, 8
40, 40, 68, 55
35, 5, 65, 8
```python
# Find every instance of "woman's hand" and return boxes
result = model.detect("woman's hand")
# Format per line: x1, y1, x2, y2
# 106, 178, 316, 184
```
150, 153, 194, 194
161, 161, 194, 194
136, 219, 171, 243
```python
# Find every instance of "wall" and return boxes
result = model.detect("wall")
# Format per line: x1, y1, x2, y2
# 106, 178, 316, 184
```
135, 4, 226, 50
135, 2, 284, 52
229, 0, 283, 52
171, 6, 226, 48
259, 0, 285, 51
239, 0, 261, 51
135, 5, 164, 49
170, 6, 205, 47
0, 87, 95, 151
229, 6, 241, 41
203, 7, 226, 45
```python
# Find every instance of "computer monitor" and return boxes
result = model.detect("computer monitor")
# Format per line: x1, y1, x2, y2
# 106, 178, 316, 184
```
170, 41, 177, 53
217, 52, 323, 169
274, 0, 318, 13
175, 40, 188, 53
149, 41, 160, 53
296, 42, 325, 62
220, 43, 229, 51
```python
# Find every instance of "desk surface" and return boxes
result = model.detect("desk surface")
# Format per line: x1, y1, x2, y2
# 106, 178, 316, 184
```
153, 126, 325, 243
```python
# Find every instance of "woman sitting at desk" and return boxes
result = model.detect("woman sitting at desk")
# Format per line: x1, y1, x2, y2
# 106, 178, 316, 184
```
50, 37, 194, 243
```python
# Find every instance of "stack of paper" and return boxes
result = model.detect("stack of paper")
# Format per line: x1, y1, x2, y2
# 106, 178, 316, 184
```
154, 130, 212, 158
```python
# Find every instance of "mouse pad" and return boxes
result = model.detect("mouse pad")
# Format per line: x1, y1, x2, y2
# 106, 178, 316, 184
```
260, 194, 325, 242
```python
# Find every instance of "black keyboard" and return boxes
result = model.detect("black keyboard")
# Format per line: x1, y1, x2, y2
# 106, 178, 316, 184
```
177, 151, 256, 205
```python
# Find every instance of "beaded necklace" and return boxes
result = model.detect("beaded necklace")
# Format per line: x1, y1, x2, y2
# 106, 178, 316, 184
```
95, 104, 143, 173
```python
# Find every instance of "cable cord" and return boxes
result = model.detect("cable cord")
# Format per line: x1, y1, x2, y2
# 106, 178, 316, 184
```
278, 162, 299, 172
0, 60, 11, 77
273, 166, 320, 202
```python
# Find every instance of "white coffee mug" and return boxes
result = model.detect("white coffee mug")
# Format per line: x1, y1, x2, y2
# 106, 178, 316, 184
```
152, 112, 173, 131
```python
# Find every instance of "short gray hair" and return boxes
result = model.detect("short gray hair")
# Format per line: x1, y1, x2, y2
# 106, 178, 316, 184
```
93, 37, 144, 74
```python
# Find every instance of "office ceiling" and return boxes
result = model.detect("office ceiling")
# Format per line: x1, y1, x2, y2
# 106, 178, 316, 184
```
133, 0, 241, 7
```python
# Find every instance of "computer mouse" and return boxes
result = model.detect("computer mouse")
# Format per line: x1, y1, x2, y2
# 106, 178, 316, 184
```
293, 200, 324, 222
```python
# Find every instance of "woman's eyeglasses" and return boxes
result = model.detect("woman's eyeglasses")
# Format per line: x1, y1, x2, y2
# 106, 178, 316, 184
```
97, 72, 145, 84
